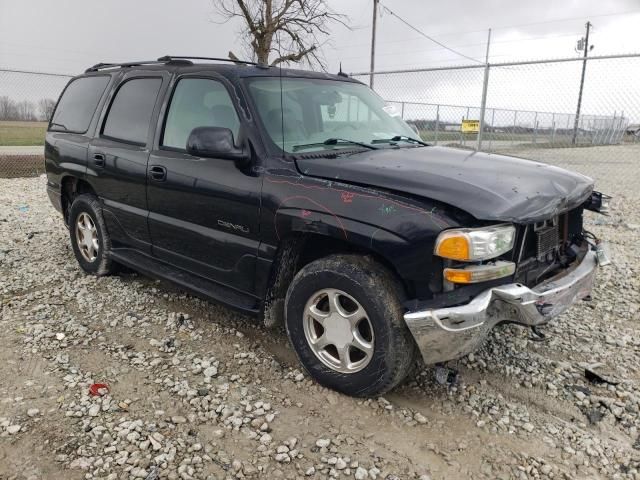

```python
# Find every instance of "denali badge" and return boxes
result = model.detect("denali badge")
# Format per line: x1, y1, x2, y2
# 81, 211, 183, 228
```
218, 220, 249, 234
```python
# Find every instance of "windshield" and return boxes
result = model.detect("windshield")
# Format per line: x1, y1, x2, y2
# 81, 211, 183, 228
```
246, 77, 417, 153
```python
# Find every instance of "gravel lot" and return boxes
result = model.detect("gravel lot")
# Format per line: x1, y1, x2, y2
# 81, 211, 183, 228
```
1, 169, 639, 480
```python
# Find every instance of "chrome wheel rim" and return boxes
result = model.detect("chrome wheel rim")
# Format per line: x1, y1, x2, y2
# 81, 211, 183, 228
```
303, 288, 374, 374
75, 212, 99, 262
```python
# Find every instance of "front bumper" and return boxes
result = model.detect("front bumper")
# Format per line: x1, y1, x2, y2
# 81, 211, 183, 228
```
405, 248, 598, 365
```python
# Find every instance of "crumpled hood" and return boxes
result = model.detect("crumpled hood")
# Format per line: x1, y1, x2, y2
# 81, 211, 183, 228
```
295, 146, 594, 223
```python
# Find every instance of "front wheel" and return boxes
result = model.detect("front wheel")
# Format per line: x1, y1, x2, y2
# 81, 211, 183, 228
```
285, 254, 417, 397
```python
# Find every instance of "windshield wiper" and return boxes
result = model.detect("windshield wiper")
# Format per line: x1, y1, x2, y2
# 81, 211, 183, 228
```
292, 138, 379, 152
49, 122, 68, 131
372, 135, 429, 146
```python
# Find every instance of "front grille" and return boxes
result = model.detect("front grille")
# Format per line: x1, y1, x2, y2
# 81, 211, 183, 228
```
535, 221, 559, 261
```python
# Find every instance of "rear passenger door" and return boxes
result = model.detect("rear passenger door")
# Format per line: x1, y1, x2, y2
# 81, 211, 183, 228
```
146, 74, 261, 294
87, 72, 169, 253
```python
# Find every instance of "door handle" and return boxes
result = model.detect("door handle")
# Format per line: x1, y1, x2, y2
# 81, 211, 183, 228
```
149, 165, 167, 182
93, 153, 105, 168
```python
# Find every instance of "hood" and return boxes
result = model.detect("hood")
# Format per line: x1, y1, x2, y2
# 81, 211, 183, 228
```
295, 146, 594, 223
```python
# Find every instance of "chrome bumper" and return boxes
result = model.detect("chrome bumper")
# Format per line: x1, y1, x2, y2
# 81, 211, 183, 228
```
405, 249, 598, 365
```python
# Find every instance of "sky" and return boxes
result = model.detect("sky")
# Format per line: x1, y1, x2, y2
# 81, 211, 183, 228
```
1, 0, 639, 122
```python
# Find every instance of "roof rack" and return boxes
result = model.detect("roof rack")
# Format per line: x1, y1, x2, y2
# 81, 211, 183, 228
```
84, 58, 192, 73
158, 55, 269, 68
85, 55, 268, 73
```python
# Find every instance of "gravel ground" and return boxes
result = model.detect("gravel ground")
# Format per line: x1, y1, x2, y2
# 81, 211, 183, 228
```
1, 173, 639, 480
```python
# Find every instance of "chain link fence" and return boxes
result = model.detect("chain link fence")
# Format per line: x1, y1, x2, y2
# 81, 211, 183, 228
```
0, 69, 72, 177
352, 53, 640, 201
2, 55, 640, 199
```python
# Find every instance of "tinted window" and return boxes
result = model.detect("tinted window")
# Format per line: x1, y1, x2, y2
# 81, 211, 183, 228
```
162, 78, 240, 150
50, 76, 110, 133
103, 78, 162, 144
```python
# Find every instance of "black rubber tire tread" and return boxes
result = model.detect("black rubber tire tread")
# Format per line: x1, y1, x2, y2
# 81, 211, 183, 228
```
68, 194, 114, 276
285, 254, 417, 397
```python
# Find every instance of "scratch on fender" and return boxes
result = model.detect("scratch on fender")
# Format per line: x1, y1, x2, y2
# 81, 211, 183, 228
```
274, 195, 348, 240
265, 175, 451, 229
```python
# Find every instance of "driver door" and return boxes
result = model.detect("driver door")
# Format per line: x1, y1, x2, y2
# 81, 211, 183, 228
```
146, 75, 261, 294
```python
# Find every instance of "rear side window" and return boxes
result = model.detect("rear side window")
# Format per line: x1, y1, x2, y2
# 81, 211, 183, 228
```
162, 78, 240, 150
102, 78, 162, 145
50, 76, 110, 133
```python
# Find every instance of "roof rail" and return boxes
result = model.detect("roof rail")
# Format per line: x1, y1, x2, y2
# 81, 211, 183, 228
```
84, 58, 193, 73
84, 55, 268, 73
157, 55, 270, 69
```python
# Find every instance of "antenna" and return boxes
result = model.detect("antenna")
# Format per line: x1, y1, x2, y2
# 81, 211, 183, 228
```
337, 62, 348, 77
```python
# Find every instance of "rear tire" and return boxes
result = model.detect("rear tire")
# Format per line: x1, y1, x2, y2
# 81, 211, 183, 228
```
68, 194, 115, 276
285, 254, 417, 397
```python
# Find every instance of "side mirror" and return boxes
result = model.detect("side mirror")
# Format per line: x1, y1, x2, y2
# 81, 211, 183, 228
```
186, 126, 248, 161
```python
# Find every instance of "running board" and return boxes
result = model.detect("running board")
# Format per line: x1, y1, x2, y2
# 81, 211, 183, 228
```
110, 249, 260, 314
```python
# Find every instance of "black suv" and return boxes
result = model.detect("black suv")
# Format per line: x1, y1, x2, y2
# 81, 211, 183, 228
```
45, 56, 609, 396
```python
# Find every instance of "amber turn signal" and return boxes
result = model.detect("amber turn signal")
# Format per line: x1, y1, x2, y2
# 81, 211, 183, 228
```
444, 261, 516, 284
435, 235, 470, 261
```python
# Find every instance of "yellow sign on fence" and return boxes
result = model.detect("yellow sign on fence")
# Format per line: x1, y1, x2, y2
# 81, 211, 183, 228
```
461, 120, 480, 133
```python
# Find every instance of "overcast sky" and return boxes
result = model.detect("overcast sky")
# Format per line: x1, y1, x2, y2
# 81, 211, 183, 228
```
1, 0, 639, 121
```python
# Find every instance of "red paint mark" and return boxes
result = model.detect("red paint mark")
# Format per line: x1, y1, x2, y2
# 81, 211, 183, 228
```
341, 192, 355, 203
301, 209, 312, 218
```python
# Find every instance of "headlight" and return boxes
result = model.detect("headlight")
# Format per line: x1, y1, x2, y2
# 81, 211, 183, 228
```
434, 224, 516, 261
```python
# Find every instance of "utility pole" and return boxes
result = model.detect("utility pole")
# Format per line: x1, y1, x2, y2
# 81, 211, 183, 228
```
476, 28, 492, 151
572, 21, 592, 145
369, 0, 378, 88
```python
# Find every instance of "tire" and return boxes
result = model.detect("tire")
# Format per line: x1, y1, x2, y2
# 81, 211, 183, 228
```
68, 194, 115, 276
285, 254, 417, 397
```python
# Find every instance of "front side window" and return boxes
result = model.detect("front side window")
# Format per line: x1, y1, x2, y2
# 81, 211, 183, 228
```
102, 78, 162, 144
162, 78, 240, 150
247, 77, 415, 153
50, 76, 110, 133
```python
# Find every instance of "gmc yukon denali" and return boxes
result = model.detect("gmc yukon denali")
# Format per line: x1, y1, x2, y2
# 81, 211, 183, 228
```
45, 56, 610, 396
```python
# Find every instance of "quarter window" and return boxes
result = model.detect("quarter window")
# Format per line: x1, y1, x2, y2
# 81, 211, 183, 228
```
162, 78, 240, 150
102, 78, 162, 144
50, 76, 110, 133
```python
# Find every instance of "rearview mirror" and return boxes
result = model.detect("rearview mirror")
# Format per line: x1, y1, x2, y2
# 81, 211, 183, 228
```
186, 126, 247, 161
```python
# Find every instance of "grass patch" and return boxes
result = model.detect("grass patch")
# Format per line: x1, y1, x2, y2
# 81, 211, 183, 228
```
0, 121, 47, 146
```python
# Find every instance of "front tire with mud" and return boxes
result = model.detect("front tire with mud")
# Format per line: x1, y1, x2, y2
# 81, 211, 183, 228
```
285, 254, 417, 397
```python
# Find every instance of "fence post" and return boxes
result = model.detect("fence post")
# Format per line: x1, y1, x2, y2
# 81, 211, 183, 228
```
532, 112, 538, 145
606, 112, 616, 145
401, 101, 405, 119
551, 113, 556, 145
476, 29, 492, 152
434, 105, 440, 145
512, 111, 518, 146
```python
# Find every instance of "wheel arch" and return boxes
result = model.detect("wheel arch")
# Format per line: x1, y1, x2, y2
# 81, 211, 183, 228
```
61, 175, 97, 224
261, 225, 414, 329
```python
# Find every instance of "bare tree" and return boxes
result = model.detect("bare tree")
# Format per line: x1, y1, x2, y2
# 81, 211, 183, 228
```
213, 0, 348, 67
38, 98, 56, 121
0, 96, 18, 121
16, 100, 37, 121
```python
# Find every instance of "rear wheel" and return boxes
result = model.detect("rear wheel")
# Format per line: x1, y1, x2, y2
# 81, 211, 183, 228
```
68, 194, 115, 276
285, 254, 417, 397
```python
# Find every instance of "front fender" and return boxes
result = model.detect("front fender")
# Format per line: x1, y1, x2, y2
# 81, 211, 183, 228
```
261, 172, 460, 296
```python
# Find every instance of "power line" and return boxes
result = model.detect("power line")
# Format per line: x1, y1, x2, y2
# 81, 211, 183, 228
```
335, 32, 582, 62
343, 8, 640, 50
377, 1, 484, 64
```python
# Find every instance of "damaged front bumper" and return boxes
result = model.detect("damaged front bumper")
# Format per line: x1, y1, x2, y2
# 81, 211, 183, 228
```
404, 247, 599, 365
